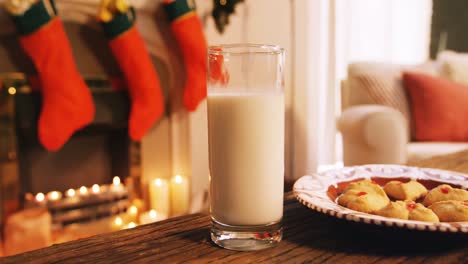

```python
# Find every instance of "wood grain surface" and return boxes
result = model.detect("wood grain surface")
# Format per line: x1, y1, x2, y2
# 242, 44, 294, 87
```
407, 149, 468, 174
2, 151, 468, 264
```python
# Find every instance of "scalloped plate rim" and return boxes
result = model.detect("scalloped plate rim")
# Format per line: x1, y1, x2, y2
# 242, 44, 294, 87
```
293, 164, 468, 233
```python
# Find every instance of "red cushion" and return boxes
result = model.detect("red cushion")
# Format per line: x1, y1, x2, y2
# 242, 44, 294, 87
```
402, 72, 468, 142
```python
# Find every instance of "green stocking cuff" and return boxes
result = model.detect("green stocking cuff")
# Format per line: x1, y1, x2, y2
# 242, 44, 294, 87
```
11, 0, 57, 35
163, 0, 195, 22
101, 8, 136, 40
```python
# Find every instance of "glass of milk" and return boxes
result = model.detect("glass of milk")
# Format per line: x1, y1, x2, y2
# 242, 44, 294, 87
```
207, 44, 285, 251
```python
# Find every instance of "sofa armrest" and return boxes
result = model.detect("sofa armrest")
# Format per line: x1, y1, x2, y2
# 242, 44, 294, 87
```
337, 105, 408, 165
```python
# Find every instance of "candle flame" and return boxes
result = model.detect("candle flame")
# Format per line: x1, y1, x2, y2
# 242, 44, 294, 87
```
66, 189, 76, 197
154, 178, 163, 186
149, 210, 157, 218
127, 222, 137, 229
114, 217, 123, 226
35, 192, 45, 202
79, 186, 88, 195
91, 184, 100, 194
129, 205, 138, 215
174, 175, 183, 184
113, 176, 121, 185
48, 191, 62, 201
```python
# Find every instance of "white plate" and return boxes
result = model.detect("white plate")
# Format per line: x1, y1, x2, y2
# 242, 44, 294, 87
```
293, 164, 468, 233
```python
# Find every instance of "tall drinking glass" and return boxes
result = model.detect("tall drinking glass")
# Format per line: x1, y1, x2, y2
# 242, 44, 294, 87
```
207, 44, 285, 251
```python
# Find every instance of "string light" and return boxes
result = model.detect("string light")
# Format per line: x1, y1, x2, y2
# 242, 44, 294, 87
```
35, 193, 45, 202
79, 186, 88, 195
113, 176, 121, 185
66, 189, 76, 197
91, 184, 100, 194
8, 87, 16, 95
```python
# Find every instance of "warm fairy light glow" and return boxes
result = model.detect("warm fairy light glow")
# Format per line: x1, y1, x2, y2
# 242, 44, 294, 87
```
114, 217, 123, 226
8, 87, 16, 95
174, 175, 183, 184
149, 210, 157, 218
113, 176, 121, 185
79, 186, 88, 195
91, 184, 100, 194
154, 178, 163, 186
35, 192, 45, 202
47, 191, 62, 201
66, 189, 76, 197
129, 205, 138, 215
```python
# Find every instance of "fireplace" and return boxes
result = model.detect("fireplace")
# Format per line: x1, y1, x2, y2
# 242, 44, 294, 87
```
0, 72, 142, 230
0, 4, 210, 255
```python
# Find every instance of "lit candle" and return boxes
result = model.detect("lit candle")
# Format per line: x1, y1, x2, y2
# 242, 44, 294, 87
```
79, 186, 88, 196
46, 191, 62, 201
148, 178, 170, 216
113, 176, 121, 185
91, 184, 100, 194
139, 210, 168, 225
123, 222, 137, 229
126, 205, 138, 223
66, 189, 76, 198
170, 175, 190, 216
35, 193, 45, 204
111, 176, 124, 193
111, 216, 124, 231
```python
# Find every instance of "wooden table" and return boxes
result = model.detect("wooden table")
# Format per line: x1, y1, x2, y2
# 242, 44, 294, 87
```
3, 151, 468, 263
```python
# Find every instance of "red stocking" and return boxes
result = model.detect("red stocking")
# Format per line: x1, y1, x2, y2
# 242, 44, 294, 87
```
11, 0, 94, 151
163, 0, 207, 111
101, 9, 164, 140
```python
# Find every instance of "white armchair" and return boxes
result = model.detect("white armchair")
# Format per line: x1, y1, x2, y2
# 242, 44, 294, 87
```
338, 105, 407, 165
338, 62, 468, 166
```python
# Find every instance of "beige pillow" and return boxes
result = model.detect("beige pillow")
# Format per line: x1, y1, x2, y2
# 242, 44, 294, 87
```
354, 73, 411, 124
349, 62, 437, 122
348, 62, 437, 138
438, 51, 468, 85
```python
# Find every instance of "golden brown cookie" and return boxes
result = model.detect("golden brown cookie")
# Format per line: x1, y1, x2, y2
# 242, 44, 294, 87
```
423, 185, 468, 206
429, 200, 468, 222
384, 180, 427, 201
374, 201, 409, 220
406, 202, 439, 223
373, 201, 439, 222
344, 179, 388, 197
338, 189, 390, 214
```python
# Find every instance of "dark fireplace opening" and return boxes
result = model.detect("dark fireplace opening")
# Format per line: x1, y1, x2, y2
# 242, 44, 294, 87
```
14, 83, 132, 196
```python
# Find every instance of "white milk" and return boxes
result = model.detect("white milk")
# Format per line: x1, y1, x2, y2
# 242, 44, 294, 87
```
208, 91, 284, 226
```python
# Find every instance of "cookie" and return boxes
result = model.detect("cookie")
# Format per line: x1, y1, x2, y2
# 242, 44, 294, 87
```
374, 201, 409, 220
344, 179, 387, 197
423, 185, 468, 206
338, 189, 390, 214
384, 180, 427, 201
429, 200, 468, 222
373, 201, 439, 222
406, 202, 439, 223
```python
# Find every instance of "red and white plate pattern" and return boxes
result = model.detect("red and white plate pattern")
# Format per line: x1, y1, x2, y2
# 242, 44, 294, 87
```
293, 165, 468, 233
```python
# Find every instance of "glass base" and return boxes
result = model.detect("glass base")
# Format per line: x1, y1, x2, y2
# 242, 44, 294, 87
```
210, 219, 282, 251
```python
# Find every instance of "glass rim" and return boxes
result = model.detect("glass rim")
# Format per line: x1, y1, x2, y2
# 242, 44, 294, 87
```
208, 44, 284, 55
